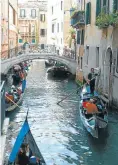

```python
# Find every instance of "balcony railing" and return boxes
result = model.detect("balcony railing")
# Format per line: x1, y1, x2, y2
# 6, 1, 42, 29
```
70, 10, 85, 28
20, 32, 35, 36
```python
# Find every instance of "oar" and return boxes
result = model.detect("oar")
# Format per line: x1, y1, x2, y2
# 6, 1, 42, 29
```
57, 74, 98, 105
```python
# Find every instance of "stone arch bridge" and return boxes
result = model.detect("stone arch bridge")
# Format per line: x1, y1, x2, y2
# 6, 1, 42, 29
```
1, 53, 77, 75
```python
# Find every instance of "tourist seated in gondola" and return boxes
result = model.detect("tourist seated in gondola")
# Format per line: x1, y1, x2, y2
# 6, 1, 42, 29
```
82, 99, 99, 115
17, 144, 29, 165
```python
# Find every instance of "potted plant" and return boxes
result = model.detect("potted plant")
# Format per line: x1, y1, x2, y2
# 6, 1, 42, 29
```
69, 28, 76, 39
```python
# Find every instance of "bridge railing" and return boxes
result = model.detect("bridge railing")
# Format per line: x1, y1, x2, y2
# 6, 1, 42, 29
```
0, 44, 57, 60
0, 81, 6, 135
1, 46, 25, 60
29, 44, 57, 54
1, 44, 76, 62
63, 47, 76, 60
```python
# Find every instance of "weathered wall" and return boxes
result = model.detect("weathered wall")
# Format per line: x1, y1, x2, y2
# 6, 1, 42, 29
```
81, 0, 118, 107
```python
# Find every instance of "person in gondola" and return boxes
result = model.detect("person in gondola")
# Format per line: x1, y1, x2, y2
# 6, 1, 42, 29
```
12, 71, 21, 86
87, 68, 98, 95
17, 144, 29, 165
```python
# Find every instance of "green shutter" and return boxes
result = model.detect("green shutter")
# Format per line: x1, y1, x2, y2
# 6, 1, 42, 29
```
86, 2, 91, 25
113, 0, 118, 12
88, 2, 91, 24
32, 39, 35, 43
86, 3, 89, 24
19, 39, 22, 43
77, 31, 80, 44
96, 0, 101, 17
81, 30, 85, 45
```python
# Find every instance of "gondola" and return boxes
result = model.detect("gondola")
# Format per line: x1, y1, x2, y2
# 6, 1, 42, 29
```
80, 85, 108, 138
8, 118, 46, 165
47, 66, 70, 78
6, 80, 26, 112
45, 60, 55, 67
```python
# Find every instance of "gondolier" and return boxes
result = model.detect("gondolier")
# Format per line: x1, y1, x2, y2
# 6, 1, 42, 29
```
87, 68, 98, 95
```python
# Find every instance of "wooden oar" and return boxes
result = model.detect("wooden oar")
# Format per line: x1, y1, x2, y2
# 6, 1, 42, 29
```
57, 74, 98, 105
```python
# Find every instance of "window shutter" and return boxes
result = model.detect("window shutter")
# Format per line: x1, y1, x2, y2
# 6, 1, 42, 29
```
96, 0, 101, 17
86, 3, 89, 24
86, 2, 91, 24
81, 29, 85, 45
88, 2, 91, 24
44, 14, 45, 22
77, 31, 80, 44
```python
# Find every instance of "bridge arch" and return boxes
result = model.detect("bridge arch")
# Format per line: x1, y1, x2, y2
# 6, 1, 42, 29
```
1, 53, 77, 75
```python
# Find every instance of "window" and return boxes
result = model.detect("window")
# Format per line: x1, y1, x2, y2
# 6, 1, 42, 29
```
77, 31, 81, 44
78, 56, 80, 65
86, 46, 89, 65
61, 22, 63, 32
81, 29, 85, 45
96, 0, 101, 17
61, 1, 63, 10
13, 9, 16, 25
19, 39, 23, 43
32, 25, 35, 33
40, 14, 45, 22
96, 47, 99, 67
113, 0, 118, 12
32, 39, 35, 43
96, 0, 110, 17
102, 0, 110, 14
52, 24, 54, 33
40, 29, 45, 36
57, 23, 59, 32
1, 28, 4, 43
86, 2, 91, 25
31, 9, 36, 18
52, 6, 53, 14
116, 49, 118, 73
20, 9, 25, 17
80, 57, 83, 69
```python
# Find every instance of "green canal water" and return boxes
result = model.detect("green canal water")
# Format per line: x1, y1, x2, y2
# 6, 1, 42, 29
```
5, 60, 118, 165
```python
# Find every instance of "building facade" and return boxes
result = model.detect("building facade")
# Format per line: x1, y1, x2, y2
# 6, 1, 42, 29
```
9, 0, 18, 51
47, 0, 73, 55
1, 0, 9, 58
0, 0, 1, 55
72, 0, 118, 107
18, 3, 47, 46
39, 11, 47, 44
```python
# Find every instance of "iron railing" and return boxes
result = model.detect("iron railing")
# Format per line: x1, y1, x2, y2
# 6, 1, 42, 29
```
1, 46, 25, 60
0, 81, 6, 135
63, 47, 76, 60
1, 44, 76, 61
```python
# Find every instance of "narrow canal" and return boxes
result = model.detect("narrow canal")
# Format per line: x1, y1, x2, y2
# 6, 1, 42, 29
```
5, 60, 118, 165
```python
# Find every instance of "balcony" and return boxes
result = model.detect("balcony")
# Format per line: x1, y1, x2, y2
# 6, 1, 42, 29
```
70, 10, 85, 29
20, 32, 35, 36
